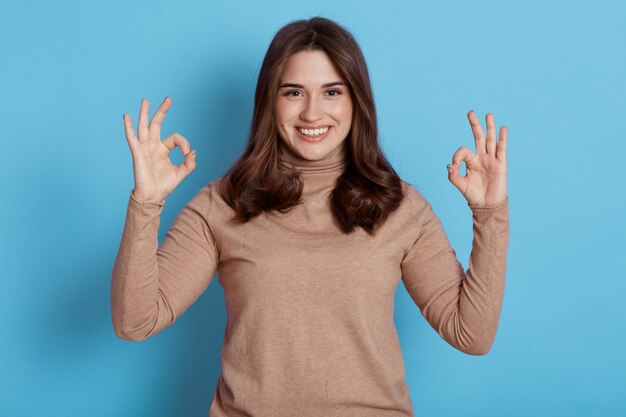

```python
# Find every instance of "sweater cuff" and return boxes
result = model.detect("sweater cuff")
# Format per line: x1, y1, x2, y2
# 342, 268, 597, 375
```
129, 189, 166, 208
468, 196, 509, 212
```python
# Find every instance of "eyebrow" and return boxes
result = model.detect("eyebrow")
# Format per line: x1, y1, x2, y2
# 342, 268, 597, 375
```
279, 81, 347, 89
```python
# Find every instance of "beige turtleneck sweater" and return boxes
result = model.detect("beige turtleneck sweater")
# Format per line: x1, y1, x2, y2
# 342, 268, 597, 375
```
111, 144, 510, 417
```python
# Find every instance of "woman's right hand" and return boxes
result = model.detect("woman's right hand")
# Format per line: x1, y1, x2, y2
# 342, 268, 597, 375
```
123, 97, 197, 202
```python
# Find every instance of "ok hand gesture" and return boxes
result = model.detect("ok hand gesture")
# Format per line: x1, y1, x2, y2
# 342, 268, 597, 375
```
447, 111, 508, 206
123, 97, 197, 203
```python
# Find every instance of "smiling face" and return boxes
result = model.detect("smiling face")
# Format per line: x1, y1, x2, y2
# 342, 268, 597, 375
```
275, 49, 354, 162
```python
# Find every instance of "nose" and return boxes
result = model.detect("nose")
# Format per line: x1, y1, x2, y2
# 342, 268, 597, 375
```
300, 96, 323, 122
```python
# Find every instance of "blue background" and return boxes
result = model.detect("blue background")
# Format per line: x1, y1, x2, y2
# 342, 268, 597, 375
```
1, 0, 625, 416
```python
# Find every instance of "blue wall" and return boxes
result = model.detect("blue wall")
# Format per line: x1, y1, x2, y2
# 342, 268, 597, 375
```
1, 0, 624, 416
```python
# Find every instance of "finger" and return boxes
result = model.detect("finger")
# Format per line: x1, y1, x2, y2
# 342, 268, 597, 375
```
452, 146, 477, 175
162, 133, 191, 156
447, 161, 468, 194
468, 110, 486, 154
175, 150, 197, 180
149, 97, 172, 140
137, 98, 150, 142
486, 113, 497, 155
497, 125, 508, 162
123, 114, 138, 150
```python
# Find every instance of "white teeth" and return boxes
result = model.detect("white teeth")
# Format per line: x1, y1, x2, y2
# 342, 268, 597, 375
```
298, 127, 329, 136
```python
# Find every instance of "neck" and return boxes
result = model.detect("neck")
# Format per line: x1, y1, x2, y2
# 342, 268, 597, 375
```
277, 143, 347, 177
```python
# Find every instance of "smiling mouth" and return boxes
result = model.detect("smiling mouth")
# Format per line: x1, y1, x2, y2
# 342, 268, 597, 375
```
295, 126, 332, 142
297, 126, 330, 136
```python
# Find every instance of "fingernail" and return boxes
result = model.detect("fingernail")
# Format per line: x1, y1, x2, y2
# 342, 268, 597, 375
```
447, 164, 453, 170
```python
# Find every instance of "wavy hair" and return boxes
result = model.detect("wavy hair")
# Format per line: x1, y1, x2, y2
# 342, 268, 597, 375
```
218, 16, 404, 234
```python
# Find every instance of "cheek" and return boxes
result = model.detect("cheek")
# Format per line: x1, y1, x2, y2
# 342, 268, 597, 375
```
275, 99, 299, 121
330, 100, 353, 120
274, 104, 284, 122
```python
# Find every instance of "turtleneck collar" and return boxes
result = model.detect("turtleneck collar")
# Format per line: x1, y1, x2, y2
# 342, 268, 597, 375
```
277, 142, 347, 177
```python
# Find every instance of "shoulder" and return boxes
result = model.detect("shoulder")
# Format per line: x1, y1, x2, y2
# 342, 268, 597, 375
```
395, 179, 445, 234
181, 177, 230, 217
399, 179, 433, 211
379, 179, 437, 233
189, 177, 225, 199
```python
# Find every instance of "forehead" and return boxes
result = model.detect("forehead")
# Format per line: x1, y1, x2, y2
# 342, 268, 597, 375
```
279, 50, 344, 84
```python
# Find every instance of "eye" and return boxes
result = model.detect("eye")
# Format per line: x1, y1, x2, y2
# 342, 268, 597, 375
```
326, 89, 342, 96
284, 90, 303, 97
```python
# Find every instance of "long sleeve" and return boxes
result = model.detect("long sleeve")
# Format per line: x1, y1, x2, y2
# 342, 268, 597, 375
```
400, 192, 510, 355
110, 185, 220, 341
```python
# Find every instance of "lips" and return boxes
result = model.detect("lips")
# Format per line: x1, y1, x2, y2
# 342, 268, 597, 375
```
298, 126, 330, 135
295, 126, 332, 142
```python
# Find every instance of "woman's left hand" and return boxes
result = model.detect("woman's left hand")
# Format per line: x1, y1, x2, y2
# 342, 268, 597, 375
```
447, 111, 508, 206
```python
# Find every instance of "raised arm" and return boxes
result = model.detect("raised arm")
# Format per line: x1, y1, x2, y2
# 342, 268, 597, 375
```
400, 193, 509, 355
111, 186, 219, 341
401, 110, 510, 355
110, 97, 218, 341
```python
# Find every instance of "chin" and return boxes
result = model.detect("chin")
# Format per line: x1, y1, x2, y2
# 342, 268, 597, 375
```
295, 148, 327, 160
291, 143, 338, 161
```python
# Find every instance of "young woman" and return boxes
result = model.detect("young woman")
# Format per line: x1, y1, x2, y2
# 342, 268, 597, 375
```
112, 16, 509, 417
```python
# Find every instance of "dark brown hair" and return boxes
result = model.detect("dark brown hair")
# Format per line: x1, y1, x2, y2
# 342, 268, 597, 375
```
218, 16, 404, 234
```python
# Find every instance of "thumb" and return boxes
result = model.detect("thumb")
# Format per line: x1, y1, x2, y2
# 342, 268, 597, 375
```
447, 162, 467, 193
447, 146, 475, 193
175, 150, 197, 181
